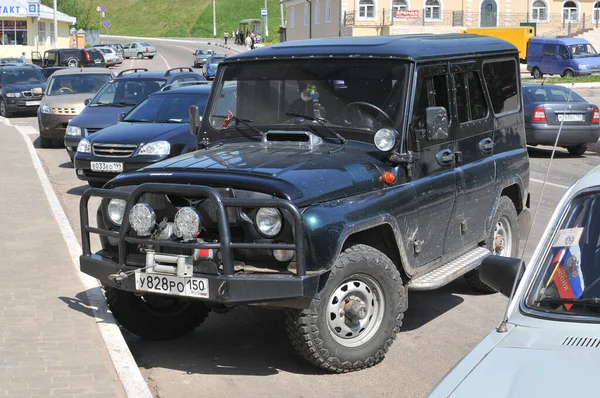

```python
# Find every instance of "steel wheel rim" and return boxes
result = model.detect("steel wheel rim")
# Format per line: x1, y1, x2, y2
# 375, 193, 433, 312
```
493, 215, 513, 256
326, 274, 385, 348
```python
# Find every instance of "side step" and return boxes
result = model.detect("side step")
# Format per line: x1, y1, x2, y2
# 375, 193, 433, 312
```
407, 247, 491, 291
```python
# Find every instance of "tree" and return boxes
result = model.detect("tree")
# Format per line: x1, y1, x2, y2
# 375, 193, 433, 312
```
40, 0, 94, 30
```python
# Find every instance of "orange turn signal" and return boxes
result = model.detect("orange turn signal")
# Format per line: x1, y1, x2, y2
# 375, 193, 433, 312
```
383, 172, 395, 184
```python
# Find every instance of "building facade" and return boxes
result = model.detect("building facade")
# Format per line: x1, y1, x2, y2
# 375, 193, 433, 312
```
0, 0, 76, 60
283, 0, 343, 41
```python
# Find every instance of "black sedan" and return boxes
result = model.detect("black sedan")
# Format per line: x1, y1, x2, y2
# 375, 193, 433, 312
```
523, 83, 600, 155
73, 84, 233, 187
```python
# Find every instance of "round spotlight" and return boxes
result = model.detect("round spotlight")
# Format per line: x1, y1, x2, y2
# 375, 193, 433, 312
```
274, 249, 295, 262
129, 203, 156, 236
374, 128, 397, 152
255, 207, 282, 237
107, 199, 127, 226
174, 207, 201, 241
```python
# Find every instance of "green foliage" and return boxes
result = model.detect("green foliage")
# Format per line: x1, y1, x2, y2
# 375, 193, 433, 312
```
41, 0, 94, 30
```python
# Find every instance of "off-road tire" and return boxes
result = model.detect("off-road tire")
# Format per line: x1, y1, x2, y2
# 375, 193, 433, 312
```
465, 196, 519, 293
567, 144, 588, 156
137, 52, 144, 59
284, 244, 406, 373
532, 67, 542, 79
105, 287, 210, 340
39, 136, 53, 148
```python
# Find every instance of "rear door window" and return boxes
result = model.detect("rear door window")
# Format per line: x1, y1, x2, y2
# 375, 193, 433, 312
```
455, 71, 488, 124
482, 59, 520, 115
542, 44, 556, 56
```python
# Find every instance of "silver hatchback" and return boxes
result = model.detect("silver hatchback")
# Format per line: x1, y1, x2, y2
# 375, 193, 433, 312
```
123, 42, 157, 60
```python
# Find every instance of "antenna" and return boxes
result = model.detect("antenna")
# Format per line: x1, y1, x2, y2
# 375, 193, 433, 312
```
496, 82, 576, 333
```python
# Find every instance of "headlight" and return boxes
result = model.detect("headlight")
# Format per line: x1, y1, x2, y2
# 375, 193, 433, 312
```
578, 64, 589, 70
138, 140, 170, 156
129, 203, 156, 236
374, 128, 398, 152
174, 207, 201, 241
255, 207, 282, 237
66, 125, 82, 136
6, 92, 21, 98
40, 104, 51, 114
77, 138, 91, 153
107, 199, 126, 225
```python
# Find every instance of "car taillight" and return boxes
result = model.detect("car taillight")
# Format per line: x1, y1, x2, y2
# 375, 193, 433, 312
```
146, 47, 149, 52
532, 106, 547, 123
593, 107, 600, 124
85, 50, 91, 61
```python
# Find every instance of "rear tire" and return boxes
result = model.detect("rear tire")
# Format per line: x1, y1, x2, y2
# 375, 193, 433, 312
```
137, 52, 144, 59
567, 144, 588, 156
105, 287, 210, 340
532, 67, 542, 79
465, 196, 519, 293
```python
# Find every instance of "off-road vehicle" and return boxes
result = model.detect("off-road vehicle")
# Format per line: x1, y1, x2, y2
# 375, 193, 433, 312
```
79, 34, 531, 372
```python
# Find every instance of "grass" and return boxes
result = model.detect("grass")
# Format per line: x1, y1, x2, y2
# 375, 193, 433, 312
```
528, 74, 600, 84
84, 0, 284, 43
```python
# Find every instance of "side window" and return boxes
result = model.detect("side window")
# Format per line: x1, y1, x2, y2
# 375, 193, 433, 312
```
454, 71, 488, 124
482, 59, 519, 115
411, 73, 449, 136
558, 45, 570, 59
542, 44, 555, 56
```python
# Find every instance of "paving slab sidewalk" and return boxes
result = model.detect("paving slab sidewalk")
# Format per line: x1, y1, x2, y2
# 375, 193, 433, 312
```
0, 125, 126, 397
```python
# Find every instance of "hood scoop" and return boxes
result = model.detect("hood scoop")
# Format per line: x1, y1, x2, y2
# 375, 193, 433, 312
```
263, 130, 323, 148
562, 336, 600, 348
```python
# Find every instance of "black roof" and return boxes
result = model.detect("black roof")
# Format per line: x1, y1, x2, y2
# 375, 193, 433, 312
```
153, 84, 213, 95
226, 34, 518, 63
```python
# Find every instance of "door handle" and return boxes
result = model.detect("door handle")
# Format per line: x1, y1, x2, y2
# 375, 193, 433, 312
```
479, 138, 494, 153
436, 149, 454, 166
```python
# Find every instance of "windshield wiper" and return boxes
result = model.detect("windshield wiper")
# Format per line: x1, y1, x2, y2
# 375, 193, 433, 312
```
534, 297, 600, 308
122, 119, 149, 123
212, 113, 263, 136
152, 119, 182, 123
285, 112, 347, 145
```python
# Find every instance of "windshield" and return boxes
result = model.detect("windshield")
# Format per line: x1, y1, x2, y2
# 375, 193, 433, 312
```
124, 93, 208, 123
206, 60, 409, 136
47, 74, 112, 96
140, 42, 152, 47
525, 191, 600, 317
569, 44, 598, 58
88, 78, 166, 106
2, 68, 45, 84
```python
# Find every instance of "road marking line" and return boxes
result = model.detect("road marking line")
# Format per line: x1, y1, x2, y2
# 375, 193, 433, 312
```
3, 115, 152, 398
530, 178, 570, 189
103, 35, 243, 53
14, 125, 39, 136
158, 52, 170, 69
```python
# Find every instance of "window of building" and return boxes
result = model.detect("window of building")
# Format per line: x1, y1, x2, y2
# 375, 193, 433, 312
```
358, 0, 375, 18
455, 71, 488, 124
482, 59, 519, 115
594, 1, 600, 22
326, 0, 332, 23
392, 0, 408, 13
291, 7, 295, 28
304, 3, 309, 26
316, 0, 320, 24
563, 1, 578, 22
531, 0, 548, 22
425, 0, 441, 21
0, 20, 27, 45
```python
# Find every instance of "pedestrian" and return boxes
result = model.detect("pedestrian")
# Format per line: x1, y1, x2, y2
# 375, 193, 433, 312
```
224, 30, 229, 45
20, 52, 26, 63
231, 30, 235, 44
250, 33, 256, 50
245, 34, 252, 51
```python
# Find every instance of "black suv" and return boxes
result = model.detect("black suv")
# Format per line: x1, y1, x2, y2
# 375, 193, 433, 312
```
0, 65, 46, 117
32, 48, 106, 68
64, 67, 206, 160
79, 35, 531, 372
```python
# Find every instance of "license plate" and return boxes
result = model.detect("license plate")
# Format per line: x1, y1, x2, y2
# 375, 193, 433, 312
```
134, 272, 209, 298
94, 60, 100, 63
557, 113, 584, 122
90, 161, 123, 172
26, 101, 41, 106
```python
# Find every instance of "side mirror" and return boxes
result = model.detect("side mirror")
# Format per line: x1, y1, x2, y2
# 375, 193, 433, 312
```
117, 112, 126, 121
479, 255, 525, 298
425, 106, 449, 141
84, 98, 91, 106
189, 105, 201, 135
32, 87, 44, 96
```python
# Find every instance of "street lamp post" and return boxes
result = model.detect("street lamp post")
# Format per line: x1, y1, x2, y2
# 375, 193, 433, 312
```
53, 0, 58, 47
213, 0, 216, 37
306, 0, 312, 39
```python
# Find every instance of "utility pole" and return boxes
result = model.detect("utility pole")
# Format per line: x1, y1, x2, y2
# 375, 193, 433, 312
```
53, 0, 58, 47
213, 0, 216, 37
264, 0, 268, 37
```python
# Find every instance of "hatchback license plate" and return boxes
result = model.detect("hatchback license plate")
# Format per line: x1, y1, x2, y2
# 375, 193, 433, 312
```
134, 272, 209, 298
558, 113, 584, 122
26, 101, 41, 106
90, 161, 123, 172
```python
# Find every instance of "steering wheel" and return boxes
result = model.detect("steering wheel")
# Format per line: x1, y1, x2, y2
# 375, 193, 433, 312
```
341, 101, 393, 127
57, 87, 73, 94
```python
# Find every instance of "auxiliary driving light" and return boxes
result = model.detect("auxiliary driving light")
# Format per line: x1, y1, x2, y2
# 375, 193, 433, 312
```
129, 203, 156, 236
174, 207, 201, 241
107, 199, 127, 225
274, 249, 295, 262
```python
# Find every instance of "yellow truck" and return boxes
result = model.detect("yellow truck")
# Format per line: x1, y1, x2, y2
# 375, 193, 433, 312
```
461, 27, 535, 63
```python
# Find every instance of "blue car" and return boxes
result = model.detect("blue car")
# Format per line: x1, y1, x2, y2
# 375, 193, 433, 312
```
202, 55, 226, 80
527, 37, 600, 78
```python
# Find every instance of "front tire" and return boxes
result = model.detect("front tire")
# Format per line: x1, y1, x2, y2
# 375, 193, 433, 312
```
563, 69, 574, 77
0, 98, 11, 117
105, 287, 210, 340
567, 144, 588, 156
532, 67, 542, 79
148, 56, 154, 59
465, 196, 519, 293
285, 244, 406, 373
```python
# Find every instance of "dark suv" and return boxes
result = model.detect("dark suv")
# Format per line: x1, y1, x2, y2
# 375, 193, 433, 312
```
64, 67, 205, 160
32, 48, 106, 68
0, 65, 46, 117
78, 34, 531, 373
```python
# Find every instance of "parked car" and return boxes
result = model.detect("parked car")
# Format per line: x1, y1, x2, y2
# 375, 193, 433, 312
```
78, 34, 531, 372
64, 67, 206, 160
192, 48, 215, 68
0, 57, 24, 64
0, 65, 46, 117
31, 48, 106, 68
523, 83, 600, 155
74, 84, 228, 187
123, 42, 157, 59
37, 66, 68, 80
429, 164, 600, 397
527, 37, 600, 78
37, 68, 114, 148
202, 55, 225, 80
96, 47, 122, 67
94, 43, 124, 59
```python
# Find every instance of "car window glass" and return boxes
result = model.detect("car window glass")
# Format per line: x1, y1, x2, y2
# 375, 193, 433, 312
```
91, 78, 166, 105
558, 45, 570, 59
140, 42, 151, 47
455, 71, 487, 123
411, 73, 449, 139
47, 73, 112, 96
2, 68, 45, 84
542, 44, 556, 56
125, 94, 208, 123
483, 59, 519, 115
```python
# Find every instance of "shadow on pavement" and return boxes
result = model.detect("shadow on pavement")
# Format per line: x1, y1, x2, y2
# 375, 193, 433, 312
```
526, 146, 574, 158
59, 161, 73, 169
58, 291, 112, 323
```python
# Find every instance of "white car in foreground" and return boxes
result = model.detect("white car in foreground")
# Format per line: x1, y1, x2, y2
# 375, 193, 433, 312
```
429, 164, 600, 397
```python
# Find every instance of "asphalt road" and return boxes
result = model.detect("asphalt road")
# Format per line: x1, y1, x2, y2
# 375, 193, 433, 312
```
10, 36, 600, 397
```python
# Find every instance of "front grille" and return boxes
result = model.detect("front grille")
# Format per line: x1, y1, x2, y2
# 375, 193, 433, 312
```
52, 107, 77, 115
92, 143, 137, 157
21, 91, 42, 98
